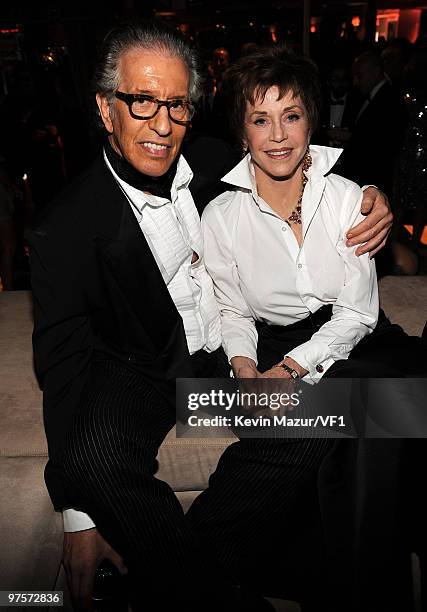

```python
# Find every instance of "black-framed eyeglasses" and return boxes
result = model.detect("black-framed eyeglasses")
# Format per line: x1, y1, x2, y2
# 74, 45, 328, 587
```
115, 91, 195, 125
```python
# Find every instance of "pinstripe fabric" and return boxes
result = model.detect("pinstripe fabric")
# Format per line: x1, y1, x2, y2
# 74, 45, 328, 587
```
246, 308, 418, 611
187, 309, 338, 604
186, 437, 332, 599
62, 321, 336, 608
62, 306, 418, 609
63, 354, 257, 610
186, 307, 418, 609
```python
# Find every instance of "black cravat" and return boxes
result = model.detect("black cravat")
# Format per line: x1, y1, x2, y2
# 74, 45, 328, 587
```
104, 138, 178, 199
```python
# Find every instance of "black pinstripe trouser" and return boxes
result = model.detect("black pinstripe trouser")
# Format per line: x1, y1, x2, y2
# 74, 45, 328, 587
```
63, 347, 332, 610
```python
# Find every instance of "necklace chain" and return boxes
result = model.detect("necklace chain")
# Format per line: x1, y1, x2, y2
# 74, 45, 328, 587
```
287, 150, 312, 225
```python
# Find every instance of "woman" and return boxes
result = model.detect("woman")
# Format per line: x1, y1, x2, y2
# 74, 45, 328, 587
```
192, 46, 425, 611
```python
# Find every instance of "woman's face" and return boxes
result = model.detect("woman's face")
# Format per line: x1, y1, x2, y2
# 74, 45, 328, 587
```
243, 86, 310, 181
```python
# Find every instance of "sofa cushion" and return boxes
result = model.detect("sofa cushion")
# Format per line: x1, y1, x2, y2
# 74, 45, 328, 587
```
0, 457, 62, 590
0, 291, 46, 457
379, 275, 427, 337
157, 430, 235, 492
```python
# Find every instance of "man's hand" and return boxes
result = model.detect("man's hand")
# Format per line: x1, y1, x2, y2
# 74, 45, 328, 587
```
231, 356, 260, 379
346, 187, 393, 257
63, 528, 127, 611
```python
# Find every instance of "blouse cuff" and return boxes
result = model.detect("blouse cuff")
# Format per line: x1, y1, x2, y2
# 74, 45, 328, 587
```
286, 344, 336, 383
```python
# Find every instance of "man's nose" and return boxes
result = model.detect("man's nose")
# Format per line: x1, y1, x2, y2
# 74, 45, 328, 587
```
148, 105, 172, 136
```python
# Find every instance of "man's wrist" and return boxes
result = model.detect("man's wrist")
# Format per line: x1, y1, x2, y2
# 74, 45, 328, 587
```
231, 356, 257, 378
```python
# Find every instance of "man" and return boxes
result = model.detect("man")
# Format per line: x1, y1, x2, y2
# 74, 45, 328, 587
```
30, 23, 392, 611
381, 38, 413, 92
319, 63, 363, 149
341, 50, 407, 195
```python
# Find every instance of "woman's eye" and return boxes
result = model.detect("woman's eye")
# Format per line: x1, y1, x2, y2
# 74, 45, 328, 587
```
254, 118, 267, 126
287, 113, 300, 122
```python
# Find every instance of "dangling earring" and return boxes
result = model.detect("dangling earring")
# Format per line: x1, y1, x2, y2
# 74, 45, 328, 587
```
242, 142, 249, 158
302, 148, 312, 172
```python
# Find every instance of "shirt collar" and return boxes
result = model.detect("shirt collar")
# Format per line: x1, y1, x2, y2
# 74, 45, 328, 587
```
103, 150, 193, 212
331, 92, 347, 103
221, 145, 343, 195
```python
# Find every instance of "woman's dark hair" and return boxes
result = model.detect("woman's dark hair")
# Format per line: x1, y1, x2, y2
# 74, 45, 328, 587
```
225, 45, 322, 145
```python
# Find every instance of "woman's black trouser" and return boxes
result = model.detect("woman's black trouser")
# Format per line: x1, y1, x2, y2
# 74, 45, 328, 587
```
236, 306, 424, 612
63, 310, 425, 612
189, 308, 425, 611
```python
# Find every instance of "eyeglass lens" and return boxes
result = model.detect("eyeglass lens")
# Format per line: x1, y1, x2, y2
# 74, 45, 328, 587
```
132, 98, 191, 120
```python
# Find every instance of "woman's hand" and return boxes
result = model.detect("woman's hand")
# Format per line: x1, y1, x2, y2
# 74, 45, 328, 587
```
346, 187, 393, 257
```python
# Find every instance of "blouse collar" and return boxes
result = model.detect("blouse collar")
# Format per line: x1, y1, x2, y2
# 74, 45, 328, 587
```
221, 145, 343, 194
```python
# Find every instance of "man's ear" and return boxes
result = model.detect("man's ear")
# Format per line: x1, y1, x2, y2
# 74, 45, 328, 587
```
96, 93, 114, 133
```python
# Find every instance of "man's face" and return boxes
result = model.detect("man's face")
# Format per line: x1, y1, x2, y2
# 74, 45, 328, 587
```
352, 58, 380, 97
97, 48, 189, 177
328, 68, 351, 99
212, 47, 230, 78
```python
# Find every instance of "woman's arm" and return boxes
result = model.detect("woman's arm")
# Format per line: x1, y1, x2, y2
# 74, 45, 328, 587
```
202, 200, 259, 377
285, 185, 379, 382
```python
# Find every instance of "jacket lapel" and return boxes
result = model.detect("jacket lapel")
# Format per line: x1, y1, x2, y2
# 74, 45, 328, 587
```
93, 157, 187, 360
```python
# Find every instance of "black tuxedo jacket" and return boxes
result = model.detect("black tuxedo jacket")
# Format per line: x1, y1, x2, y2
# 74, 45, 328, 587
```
318, 87, 364, 133
340, 81, 407, 193
30, 156, 196, 510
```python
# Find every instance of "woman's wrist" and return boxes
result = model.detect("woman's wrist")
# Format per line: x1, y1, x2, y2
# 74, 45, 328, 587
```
281, 356, 308, 378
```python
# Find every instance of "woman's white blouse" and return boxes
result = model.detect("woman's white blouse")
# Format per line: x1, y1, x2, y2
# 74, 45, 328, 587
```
201, 145, 379, 382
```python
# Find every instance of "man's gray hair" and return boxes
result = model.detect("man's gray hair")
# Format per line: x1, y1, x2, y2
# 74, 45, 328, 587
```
93, 22, 203, 104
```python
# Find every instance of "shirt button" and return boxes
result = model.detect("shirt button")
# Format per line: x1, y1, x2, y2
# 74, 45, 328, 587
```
281, 226, 287, 232
316, 364, 324, 373
298, 263, 302, 269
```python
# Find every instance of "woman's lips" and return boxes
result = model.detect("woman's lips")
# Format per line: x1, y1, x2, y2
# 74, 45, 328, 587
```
265, 148, 292, 159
